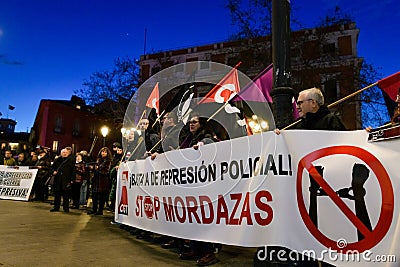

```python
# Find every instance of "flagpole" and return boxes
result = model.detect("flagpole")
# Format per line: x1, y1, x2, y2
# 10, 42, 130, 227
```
206, 100, 231, 122
327, 82, 378, 109
148, 138, 162, 153
137, 109, 147, 126
151, 110, 165, 128
88, 135, 99, 157
281, 81, 379, 130
127, 136, 145, 160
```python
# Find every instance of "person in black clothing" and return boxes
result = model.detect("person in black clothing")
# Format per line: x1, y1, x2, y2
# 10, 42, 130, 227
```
79, 150, 92, 206
71, 153, 86, 209
149, 111, 188, 248
88, 147, 112, 216
179, 114, 220, 266
294, 87, 346, 130
140, 118, 161, 156
50, 147, 75, 212
127, 118, 161, 162
131, 118, 161, 239
26, 151, 39, 166
32, 149, 52, 201
150, 111, 183, 160
125, 129, 142, 161
180, 114, 216, 149
16, 153, 28, 166
271, 87, 342, 267
160, 112, 183, 151
275, 87, 346, 134
109, 144, 123, 211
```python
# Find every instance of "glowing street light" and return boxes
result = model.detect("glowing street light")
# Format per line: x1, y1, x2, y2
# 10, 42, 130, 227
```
101, 126, 109, 147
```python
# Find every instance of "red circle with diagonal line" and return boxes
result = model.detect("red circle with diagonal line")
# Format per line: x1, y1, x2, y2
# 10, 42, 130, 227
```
296, 145, 394, 252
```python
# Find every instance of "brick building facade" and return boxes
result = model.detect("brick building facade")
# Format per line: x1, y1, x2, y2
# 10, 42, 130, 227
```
30, 96, 122, 157
139, 23, 363, 130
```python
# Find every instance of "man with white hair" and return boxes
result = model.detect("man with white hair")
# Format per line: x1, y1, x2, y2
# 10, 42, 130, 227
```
50, 147, 75, 212
275, 87, 346, 134
294, 87, 346, 130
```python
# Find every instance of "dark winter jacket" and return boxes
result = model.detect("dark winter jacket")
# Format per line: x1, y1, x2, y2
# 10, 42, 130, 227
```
160, 125, 182, 152
35, 155, 52, 179
111, 153, 123, 169
180, 128, 215, 149
52, 154, 76, 191
296, 105, 346, 131
92, 157, 111, 193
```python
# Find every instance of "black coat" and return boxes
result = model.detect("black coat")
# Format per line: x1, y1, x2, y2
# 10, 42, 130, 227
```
52, 155, 76, 191
296, 105, 346, 131
160, 125, 182, 152
35, 155, 52, 179
180, 128, 215, 149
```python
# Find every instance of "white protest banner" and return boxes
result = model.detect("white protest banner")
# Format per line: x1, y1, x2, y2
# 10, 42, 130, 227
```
0, 166, 37, 201
115, 130, 399, 266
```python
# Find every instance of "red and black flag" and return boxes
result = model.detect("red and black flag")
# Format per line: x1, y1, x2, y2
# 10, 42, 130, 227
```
377, 71, 400, 118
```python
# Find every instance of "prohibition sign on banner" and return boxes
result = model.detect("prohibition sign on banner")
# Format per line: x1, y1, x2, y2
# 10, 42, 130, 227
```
296, 145, 394, 252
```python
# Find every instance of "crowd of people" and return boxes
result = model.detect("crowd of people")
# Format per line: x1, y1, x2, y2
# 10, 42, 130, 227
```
1, 87, 370, 267
120, 111, 222, 266
0, 142, 123, 213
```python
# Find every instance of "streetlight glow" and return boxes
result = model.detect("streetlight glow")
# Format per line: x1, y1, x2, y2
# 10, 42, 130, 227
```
101, 126, 109, 147
101, 126, 109, 137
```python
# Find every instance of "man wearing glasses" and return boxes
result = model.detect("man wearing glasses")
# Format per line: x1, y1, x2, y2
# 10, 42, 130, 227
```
276, 87, 346, 133
295, 87, 346, 130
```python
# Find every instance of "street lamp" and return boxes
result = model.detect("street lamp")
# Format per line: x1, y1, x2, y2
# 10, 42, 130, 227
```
101, 126, 109, 147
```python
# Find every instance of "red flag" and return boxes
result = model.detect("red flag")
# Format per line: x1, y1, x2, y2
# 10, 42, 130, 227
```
198, 63, 241, 104
232, 64, 273, 102
145, 82, 159, 115
377, 71, 400, 101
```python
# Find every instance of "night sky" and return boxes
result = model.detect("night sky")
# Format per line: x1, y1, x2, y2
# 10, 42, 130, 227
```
0, 0, 399, 132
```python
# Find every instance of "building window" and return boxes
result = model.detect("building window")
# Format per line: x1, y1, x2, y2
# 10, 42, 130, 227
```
151, 66, 161, 75
322, 43, 336, 56
141, 64, 150, 81
72, 119, 80, 136
302, 40, 319, 60
338, 35, 353, 56
52, 141, 59, 152
54, 115, 63, 133
323, 79, 338, 104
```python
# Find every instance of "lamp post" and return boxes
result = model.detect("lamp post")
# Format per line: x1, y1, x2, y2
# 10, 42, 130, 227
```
101, 126, 109, 147
270, 0, 296, 129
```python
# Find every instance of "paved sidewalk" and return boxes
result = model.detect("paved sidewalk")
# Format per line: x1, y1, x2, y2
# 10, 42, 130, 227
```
0, 199, 255, 267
